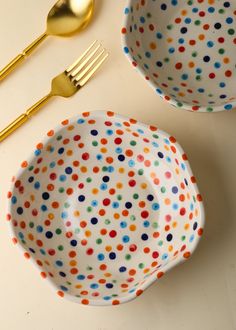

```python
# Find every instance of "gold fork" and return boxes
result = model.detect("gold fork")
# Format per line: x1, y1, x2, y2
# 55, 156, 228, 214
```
0, 41, 108, 143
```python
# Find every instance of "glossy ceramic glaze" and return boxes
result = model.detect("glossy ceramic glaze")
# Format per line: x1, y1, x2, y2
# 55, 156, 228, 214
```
122, 0, 236, 112
7, 111, 204, 306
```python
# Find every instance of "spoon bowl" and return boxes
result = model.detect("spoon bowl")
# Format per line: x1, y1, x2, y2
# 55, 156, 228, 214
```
47, 0, 94, 37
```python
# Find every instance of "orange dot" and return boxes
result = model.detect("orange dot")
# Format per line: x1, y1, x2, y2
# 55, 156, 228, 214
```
81, 299, 89, 305
129, 224, 136, 231
150, 42, 156, 50
52, 202, 59, 209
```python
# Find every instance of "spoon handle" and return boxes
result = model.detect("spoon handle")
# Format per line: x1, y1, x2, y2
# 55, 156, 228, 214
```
0, 93, 53, 143
0, 32, 47, 81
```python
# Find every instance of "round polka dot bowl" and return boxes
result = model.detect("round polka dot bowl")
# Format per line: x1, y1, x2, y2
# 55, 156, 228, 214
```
7, 111, 204, 306
122, 0, 236, 112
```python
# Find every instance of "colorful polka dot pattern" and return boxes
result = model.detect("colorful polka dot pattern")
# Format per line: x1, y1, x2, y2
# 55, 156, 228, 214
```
122, 0, 236, 112
7, 111, 204, 306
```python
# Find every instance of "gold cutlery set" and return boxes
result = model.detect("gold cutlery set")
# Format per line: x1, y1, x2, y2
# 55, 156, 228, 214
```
0, 0, 108, 142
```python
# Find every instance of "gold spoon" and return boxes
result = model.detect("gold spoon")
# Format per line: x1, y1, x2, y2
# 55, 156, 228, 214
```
0, 0, 94, 81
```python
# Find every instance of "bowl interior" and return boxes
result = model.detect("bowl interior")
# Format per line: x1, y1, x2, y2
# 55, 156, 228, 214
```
124, 0, 236, 111
8, 112, 204, 305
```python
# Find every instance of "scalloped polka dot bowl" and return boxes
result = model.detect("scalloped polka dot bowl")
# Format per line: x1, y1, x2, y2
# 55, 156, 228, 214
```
122, 0, 236, 112
7, 111, 204, 306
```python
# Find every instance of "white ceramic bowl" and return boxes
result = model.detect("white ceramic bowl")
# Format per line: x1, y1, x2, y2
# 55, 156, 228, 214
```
122, 0, 236, 112
7, 111, 204, 305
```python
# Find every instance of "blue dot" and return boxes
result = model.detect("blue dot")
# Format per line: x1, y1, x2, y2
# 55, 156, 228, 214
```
120, 221, 127, 228
56, 260, 63, 267
207, 41, 214, 48
90, 283, 99, 289
36, 225, 43, 233
77, 275, 85, 280
156, 32, 163, 39
124, 47, 129, 54
208, 7, 215, 13
226, 17, 233, 24
97, 253, 105, 261
224, 104, 233, 110
122, 235, 130, 243
152, 203, 160, 211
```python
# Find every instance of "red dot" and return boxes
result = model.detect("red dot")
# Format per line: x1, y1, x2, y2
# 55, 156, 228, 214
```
48, 249, 55, 256
141, 210, 149, 219
103, 198, 111, 206
175, 62, 182, 70
121, 27, 127, 34
209, 73, 215, 79
109, 230, 117, 238
218, 37, 225, 43
86, 248, 94, 255
82, 152, 90, 160
180, 208, 186, 216
129, 244, 137, 252
129, 180, 136, 187
114, 137, 122, 145
225, 70, 232, 77
152, 251, 159, 259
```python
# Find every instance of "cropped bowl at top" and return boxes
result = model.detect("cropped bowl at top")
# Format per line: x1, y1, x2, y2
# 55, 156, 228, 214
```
7, 111, 204, 306
122, 0, 236, 112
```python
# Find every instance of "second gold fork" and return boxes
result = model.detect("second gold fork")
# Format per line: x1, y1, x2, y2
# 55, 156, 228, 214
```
0, 41, 108, 143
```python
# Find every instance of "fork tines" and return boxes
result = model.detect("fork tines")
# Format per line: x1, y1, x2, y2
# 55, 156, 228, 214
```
66, 41, 108, 87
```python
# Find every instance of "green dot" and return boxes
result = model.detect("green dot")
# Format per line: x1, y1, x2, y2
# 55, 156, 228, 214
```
130, 215, 136, 221
161, 186, 166, 193
105, 219, 111, 225
96, 238, 102, 244
75, 228, 80, 234
29, 222, 34, 228
28, 165, 34, 171
164, 57, 170, 63
158, 240, 163, 246
66, 281, 72, 285
194, 20, 201, 26
92, 141, 98, 146
21, 240, 26, 245
56, 228, 62, 235
181, 235, 186, 241
219, 48, 225, 55
64, 202, 70, 208
130, 140, 137, 146
147, 12, 152, 18
192, 51, 198, 57
133, 193, 139, 199
87, 206, 93, 212
58, 245, 64, 251
187, 0, 193, 4
154, 160, 159, 166
59, 187, 64, 193
138, 169, 144, 175
139, 263, 145, 269
57, 135, 62, 141
167, 24, 173, 30
86, 177, 92, 183
102, 166, 108, 172
152, 222, 158, 229
117, 195, 122, 201
125, 254, 132, 260
207, 107, 213, 112
228, 29, 235, 35
219, 8, 225, 14
87, 266, 93, 271
196, 75, 202, 81
152, 134, 159, 139
168, 76, 174, 81
177, 102, 183, 107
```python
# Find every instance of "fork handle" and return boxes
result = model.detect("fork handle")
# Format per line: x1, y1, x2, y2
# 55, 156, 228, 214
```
0, 93, 53, 143
0, 32, 48, 81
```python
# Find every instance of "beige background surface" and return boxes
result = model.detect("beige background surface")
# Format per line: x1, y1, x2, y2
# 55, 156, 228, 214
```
0, 1, 236, 329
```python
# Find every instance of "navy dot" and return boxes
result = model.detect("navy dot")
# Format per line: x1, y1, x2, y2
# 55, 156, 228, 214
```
42, 192, 50, 200
180, 27, 188, 34
141, 233, 148, 241
224, 2, 230, 8
158, 152, 164, 158
28, 176, 34, 183
17, 207, 23, 215
167, 234, 173, 241
147, 194, 154, 201
106, 283, 114, 289
58, 147, 64, 154
118, 155, 125, 161
172, 186, 178, 194
161, 3, 167, 10
78, 195, 85, 202
125, 202, 132, 209
214, 22, 222, 29
119, 266, 127, 272
45, 231, 53, 239
65, 167, 73, 174
70, 240, 77, 247
91, 217, 98, 225
203, 56, 210, 62
59, 271, 66, 277
156, 61, 163, 67
193, 222, 198, 230
102, 176, 110, 182
91, 130, 98, 136
109, 252, 116, 260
